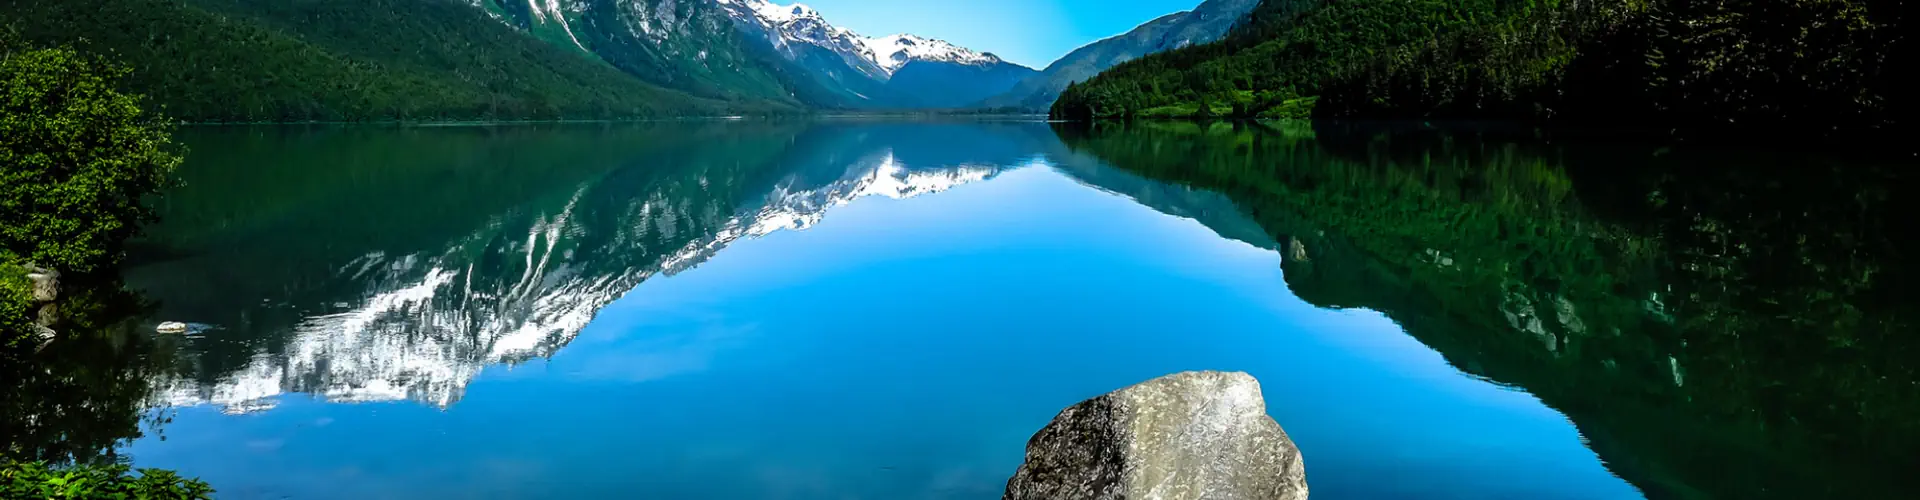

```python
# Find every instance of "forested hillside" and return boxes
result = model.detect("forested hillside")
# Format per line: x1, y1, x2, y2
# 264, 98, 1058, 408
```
1053, 0, 1910, 141
0, 0, 791, 121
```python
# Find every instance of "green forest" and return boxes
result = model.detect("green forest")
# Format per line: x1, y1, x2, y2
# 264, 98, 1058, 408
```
1053, 0, 1910, 141
0, 0, 799, 122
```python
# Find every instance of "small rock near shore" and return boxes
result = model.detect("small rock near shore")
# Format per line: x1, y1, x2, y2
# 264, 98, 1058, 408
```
1004, 371, 1307, 500
25, 266, 59, 303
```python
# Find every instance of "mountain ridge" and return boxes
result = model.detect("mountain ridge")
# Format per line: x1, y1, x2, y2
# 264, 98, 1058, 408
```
2, 0, 1247, 117
713, 0, 1037, 108
977, 0, 1260, 110
0, 0, 772, 121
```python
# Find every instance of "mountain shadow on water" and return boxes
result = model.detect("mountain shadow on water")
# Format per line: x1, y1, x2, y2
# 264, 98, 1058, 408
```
1053, 120, 1920, 500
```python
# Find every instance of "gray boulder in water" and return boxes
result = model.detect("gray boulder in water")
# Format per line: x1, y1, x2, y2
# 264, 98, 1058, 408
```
1004, 371, 1307, 500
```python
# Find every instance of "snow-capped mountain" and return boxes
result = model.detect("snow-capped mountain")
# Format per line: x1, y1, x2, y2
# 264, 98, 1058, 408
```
713, 0, 1037, 107
719, 0, 1009, 79
717, 0, 891, 82
861, 34, 1005, 74
472, 0, 1036, 108
476, 0, 811, 106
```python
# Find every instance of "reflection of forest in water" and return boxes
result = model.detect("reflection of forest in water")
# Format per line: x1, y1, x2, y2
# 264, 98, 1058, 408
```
1057, 121, 1919, 499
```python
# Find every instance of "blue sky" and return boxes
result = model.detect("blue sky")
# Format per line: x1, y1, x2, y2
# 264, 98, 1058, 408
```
791, 0, 1206, 69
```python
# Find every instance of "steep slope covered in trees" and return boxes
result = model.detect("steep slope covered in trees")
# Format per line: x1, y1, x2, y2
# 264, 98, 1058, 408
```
0, 0, 787, 121
1054, 0, 1909, 141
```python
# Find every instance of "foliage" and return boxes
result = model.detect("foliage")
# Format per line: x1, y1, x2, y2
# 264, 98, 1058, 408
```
1053, 0, 1909, 142
1, 36, 181, 274
1, 35, 204, 495
1, 266, 30, 352
0, 0, 783, 122
2, 461, 212, 499
0, 270, 204, 495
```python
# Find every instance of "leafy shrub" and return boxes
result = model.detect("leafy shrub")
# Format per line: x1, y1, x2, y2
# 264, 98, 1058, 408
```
1, 461, 212, 499
1, 33, 182, 275
1, 266, 31, 353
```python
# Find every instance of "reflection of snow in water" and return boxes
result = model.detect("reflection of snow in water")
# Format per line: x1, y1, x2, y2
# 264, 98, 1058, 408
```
659, 153, 999, 274
156, 153, 1005, 413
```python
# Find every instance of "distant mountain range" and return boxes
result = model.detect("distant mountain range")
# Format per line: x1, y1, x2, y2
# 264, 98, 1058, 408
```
459, 0, 1043, 109
978, 0, 1259, 110
1, 0, 1257, 118
710, 0, 1039, 108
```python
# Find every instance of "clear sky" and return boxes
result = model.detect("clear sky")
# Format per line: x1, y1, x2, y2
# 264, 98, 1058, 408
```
789, 0, 1207, 69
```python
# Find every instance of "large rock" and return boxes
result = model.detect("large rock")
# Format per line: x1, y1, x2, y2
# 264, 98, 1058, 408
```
25, 265, 59, 303
1005, 371, 1307, 500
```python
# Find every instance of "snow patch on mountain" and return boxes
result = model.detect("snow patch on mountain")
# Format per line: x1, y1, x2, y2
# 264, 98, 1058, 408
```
749, 0, 816, 22
527, 0, 590, 51
861, 34, 1002, 73
716, 0, 1006, 78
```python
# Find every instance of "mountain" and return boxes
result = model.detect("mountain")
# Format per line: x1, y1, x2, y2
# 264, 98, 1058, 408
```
0, 0, 777, 121
709, 0, 894, 106
0, 0, 1033, 118
477, 0, 830, 106
976, 0, 1259, 110
714, 0, 1037, 108
468, 0, 1036, 109
1052, 0, 1910, 143
876, 35, 1039, 108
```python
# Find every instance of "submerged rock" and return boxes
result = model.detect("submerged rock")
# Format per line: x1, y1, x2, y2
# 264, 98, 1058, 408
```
1005, 371, 1307, 500
156, 321, 189, 334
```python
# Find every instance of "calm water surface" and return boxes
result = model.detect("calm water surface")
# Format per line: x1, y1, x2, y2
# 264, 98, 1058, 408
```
11, 120, 1916, 499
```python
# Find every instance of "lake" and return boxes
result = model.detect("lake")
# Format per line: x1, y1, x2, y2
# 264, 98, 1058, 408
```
6, 120, 1915, 499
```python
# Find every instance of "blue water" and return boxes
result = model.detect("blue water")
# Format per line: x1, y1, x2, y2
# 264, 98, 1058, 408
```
116, 122, 1642, 499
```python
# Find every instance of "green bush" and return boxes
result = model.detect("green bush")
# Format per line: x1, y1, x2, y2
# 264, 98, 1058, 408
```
1, 266, 31, 353
1, 461, 212, 499
1, 34, 182, 275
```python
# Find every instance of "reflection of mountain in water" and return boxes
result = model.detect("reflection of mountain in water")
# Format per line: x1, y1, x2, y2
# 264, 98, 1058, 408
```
1057, 121, 1920, 500
660, 153, 1002, 275
136, 124, 1035, 413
